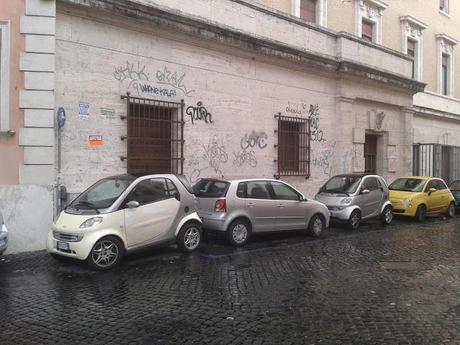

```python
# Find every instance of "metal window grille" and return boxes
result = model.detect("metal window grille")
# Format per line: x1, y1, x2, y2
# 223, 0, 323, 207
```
120, 93, 184, 176
413, 143, 460, 184
274, 113, 310, 178
364, 134, 377, 174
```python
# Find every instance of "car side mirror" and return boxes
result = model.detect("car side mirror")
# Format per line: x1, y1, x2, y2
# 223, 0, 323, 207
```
361, 189, 370, 195
428, 188, 436, 195
126, 200, 140, 208
299, 195, 307, 201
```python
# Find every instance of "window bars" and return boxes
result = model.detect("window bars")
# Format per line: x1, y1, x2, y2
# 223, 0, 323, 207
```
274, 113, 311, 178
120, 93, 184, 176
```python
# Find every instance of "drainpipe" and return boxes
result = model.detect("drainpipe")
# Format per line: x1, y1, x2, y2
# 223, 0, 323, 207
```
56, 108, 66, 215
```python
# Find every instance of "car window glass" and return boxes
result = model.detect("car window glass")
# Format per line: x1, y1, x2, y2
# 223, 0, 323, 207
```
129, 179, 169, 206
193, 179, 229, 198
246, 182, 270, 200
436, 180, 448, 190
166, 179, 179, 198
425, 180, 437, 192
362, 177, 379, 191
236, 183, 246, 198
270, 182, 299, 200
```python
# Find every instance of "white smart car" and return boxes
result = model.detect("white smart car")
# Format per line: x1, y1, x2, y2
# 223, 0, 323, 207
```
47, 174, 202, 270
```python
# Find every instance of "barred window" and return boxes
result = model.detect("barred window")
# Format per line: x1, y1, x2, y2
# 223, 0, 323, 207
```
275, 114, 310, 178
121, 94, 184, 176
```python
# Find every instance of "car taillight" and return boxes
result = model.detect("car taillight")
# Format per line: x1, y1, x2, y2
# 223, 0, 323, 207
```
214, 199, 227, 212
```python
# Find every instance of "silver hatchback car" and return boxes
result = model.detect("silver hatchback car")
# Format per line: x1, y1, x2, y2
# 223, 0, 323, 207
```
315, 174, 393, 230
193, 178, 330, 246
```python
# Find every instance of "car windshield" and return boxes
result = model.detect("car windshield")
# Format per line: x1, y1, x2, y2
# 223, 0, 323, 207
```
320, 175, 362, 195
69, 177, 134, 211
389, 178, 426, 192
193, 179, 230, 198
450, 181, 460, 191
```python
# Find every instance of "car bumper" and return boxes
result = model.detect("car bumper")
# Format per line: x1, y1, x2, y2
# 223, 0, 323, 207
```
327, 206, 356, 221
46, 230, 94, 261
0, 223, 8, 255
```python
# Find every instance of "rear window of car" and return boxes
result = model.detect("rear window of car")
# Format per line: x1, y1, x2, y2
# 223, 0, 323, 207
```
193, 179, 230, 197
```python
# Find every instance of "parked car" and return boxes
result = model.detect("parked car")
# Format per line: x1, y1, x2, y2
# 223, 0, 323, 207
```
389, 176, 456, 221
315, 174, 393, 230
449, 180, 460, 211
47, 174, 202, 270
0, 211, 8, 255
193, 178, 330, 246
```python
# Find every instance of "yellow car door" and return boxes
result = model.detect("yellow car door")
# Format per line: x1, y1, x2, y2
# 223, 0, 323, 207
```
436, 179, 452, 211
424, 180, 443, 213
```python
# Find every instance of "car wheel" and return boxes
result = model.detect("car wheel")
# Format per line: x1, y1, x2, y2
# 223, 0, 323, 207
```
86, 236, 124, 271
177, 222, 202, 253
348, 209, 361, 230
446, 202, 455, 218
308, 214, 325, 238
227, 219, 251, 247
381, 205, 393, 225
415, 204, 427, 222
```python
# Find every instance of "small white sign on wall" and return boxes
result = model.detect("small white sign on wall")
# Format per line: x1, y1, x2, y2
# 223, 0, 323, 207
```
78, 102, 90, 118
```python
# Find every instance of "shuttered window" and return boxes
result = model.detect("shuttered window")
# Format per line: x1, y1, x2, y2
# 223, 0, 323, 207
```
361, 20, 374, 42
121, 94, 184, 176
300, 0, 317, 23
442, 54, 449, 96
275, 114, 310, 178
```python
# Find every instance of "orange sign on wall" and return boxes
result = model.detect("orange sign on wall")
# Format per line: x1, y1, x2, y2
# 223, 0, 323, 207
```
88, 135, 104, 147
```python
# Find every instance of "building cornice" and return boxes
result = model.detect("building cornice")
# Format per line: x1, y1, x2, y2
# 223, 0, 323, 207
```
436, 33, 459, 45
57, 0, 425, 93
399, 16, 428, 30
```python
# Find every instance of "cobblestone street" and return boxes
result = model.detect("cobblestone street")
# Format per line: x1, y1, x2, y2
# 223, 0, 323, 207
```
0, 217, 459, 345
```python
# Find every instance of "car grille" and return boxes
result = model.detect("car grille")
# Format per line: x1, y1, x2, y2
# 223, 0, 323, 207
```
53, 231, 83, 242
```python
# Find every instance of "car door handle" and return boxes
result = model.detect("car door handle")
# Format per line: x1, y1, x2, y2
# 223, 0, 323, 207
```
277, 204, 285, 208
247, 202, 255, 207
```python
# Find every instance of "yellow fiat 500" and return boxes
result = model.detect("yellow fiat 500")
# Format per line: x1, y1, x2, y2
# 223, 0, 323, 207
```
389, 176, 456, 221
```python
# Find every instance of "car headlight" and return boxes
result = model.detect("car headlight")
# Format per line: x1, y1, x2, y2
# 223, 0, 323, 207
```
79, 217, 103, 229
403, 198, 412, 208
340, 197, 352, 205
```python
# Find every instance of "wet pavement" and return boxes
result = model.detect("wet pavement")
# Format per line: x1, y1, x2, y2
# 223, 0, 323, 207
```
0, 216, 459, 345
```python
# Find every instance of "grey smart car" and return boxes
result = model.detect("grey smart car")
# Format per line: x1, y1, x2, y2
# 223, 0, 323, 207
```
193, 178, 330, 246
315, 174, 393, 229
0, 210, 8, 255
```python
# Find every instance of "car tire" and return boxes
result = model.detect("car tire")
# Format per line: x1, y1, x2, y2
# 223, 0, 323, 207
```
415, 204, 427, 222
308, 214, 325, 238
348, 209, 361, 230
227, 219, 251, 247
177, 222, 202, 253
446, 202, 456, 218
381, 205, 393, 225
86, 236, 124, 271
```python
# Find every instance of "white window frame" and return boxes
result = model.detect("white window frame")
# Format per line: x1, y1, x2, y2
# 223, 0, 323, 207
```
354, 0, 388, 45
439, 0, 449, 15
292, 0, 327, 26
400, 16, 427, 81
0, 21, 11, 133
436, 34, 458, 97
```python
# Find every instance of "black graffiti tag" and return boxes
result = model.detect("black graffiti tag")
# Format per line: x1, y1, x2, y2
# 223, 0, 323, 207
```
113, 61, 149, 82
240, 131, 268, 150
186, 102, 213, 124
309, 104, 326, 142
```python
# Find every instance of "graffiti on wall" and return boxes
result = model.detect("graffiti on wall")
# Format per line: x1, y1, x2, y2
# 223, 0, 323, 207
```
233, 150, 257, 167
312, 141, 336, 176
155, 66, 195, 96
186, 102, 213, 124
188, 136, 228, 182
113, 61, 193, 98
240, 130, 268, 150
309, 104, 326, 142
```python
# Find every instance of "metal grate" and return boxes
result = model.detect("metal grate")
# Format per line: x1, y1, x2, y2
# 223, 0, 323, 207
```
413, 143, 460, 184
121, 93, 184, 176
274, 113, 310, 178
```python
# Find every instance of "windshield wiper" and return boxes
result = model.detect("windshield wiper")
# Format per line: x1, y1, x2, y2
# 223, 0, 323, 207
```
72, 201, 100, 214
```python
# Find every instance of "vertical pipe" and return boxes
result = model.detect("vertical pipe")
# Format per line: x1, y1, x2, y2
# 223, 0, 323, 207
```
181, 100, 185, 175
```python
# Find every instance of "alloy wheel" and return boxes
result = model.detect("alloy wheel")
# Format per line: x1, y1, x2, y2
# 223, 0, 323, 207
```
384, 208, 393, 224
92, 240, 119, 268
184, 226, 201, 250
312, 217, 323, 236
232, 224, 248, 244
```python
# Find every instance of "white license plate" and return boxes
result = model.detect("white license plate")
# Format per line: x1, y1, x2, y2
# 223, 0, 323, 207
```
57, 241, 70, 251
